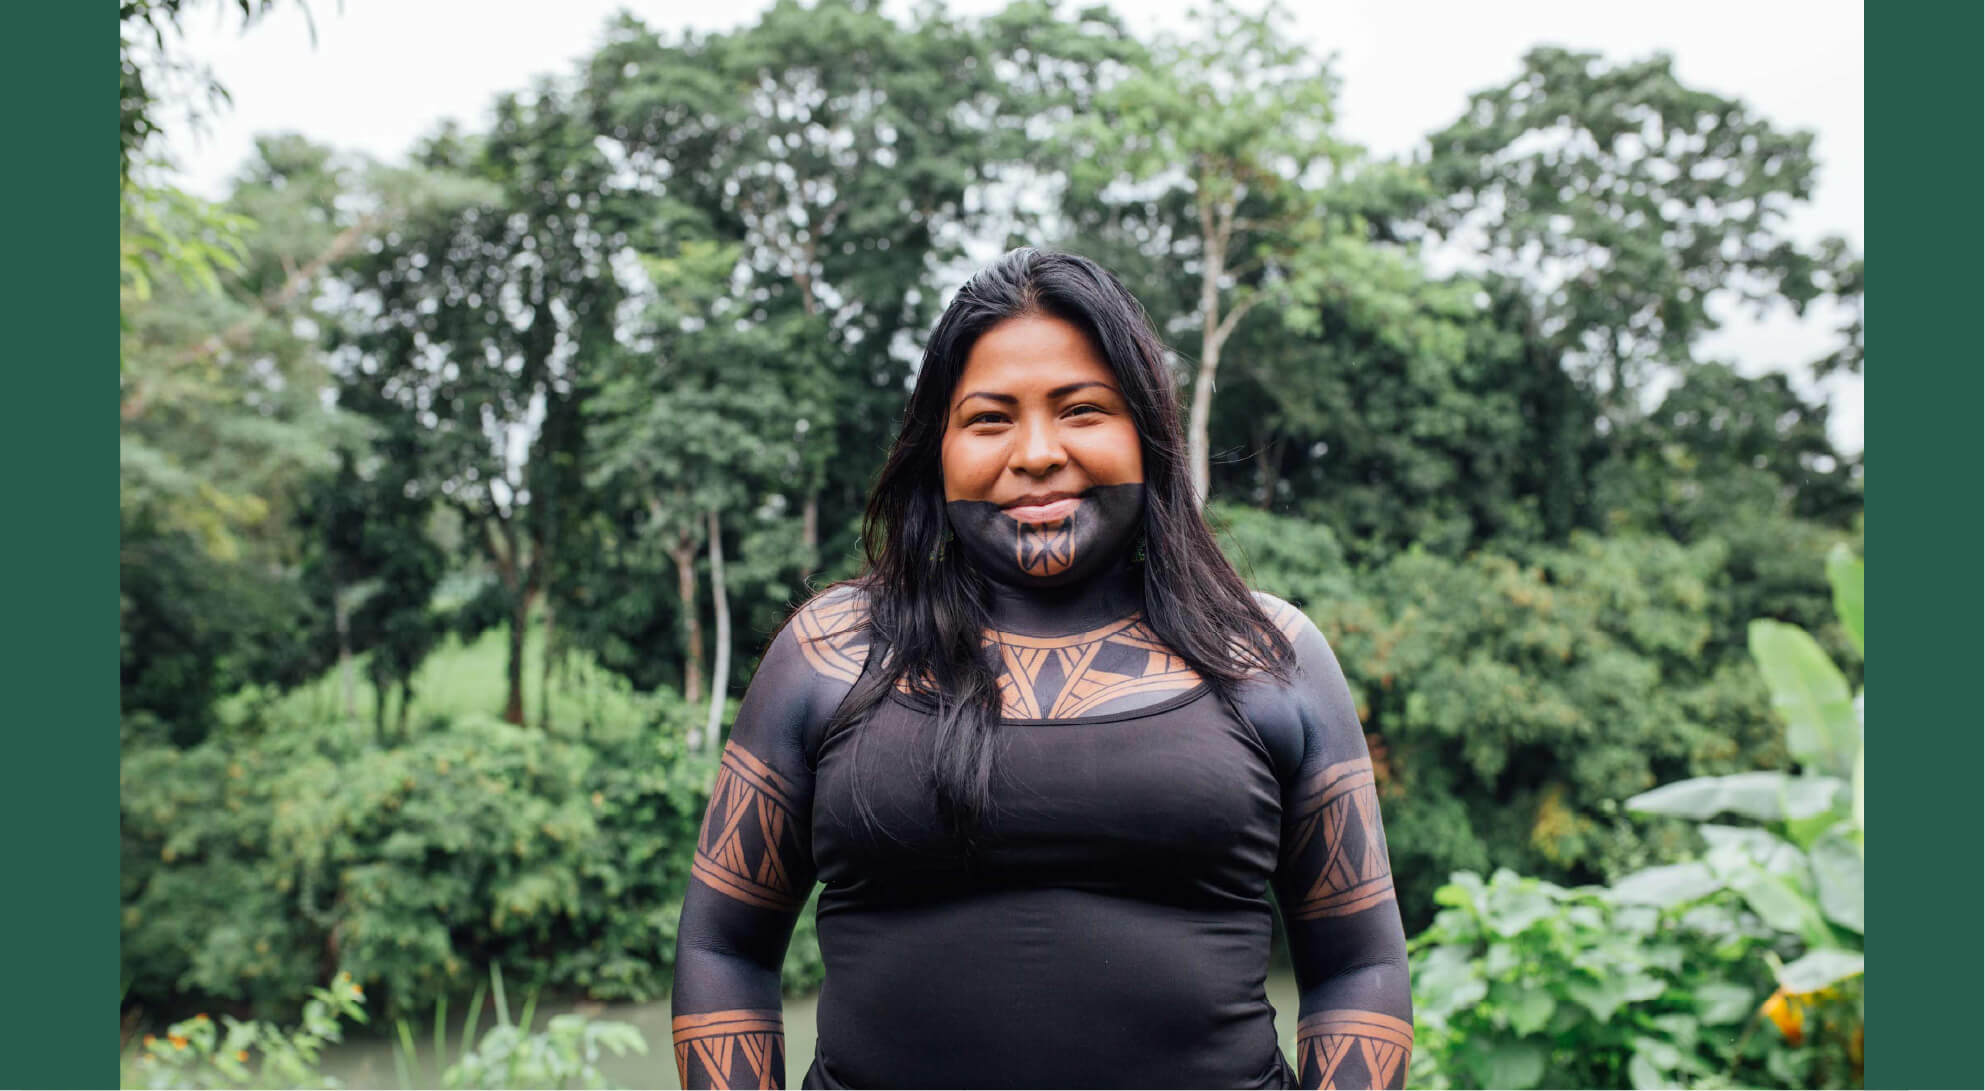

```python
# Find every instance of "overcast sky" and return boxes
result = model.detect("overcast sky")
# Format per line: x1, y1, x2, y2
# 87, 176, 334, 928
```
165, 0, 1863, 451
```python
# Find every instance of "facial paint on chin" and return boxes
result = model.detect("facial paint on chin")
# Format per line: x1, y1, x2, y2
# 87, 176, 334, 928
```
945, 482, 1146, 589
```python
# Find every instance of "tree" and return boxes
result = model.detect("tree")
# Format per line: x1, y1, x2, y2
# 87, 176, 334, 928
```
1424, 46, 1857, 423
587, 238, 798, 749
1060, 0, 1357, 502
335, 84, 634, 726
120, 135, 370, 740
586, 0, 1137, 564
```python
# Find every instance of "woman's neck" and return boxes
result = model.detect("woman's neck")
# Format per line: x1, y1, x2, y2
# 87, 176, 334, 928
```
978, 556, 1143, 637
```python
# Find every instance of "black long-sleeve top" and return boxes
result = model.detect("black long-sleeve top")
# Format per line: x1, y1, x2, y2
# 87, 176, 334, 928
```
671, 587, 1412, 1089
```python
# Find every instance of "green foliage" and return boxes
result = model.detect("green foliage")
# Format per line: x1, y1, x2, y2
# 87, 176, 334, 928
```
122, 628, 758, 1019
1408, 869, 1849, 1090
125, 973, 369, 1089
1623, 541, 1864, 1002
392, 966, 650, 1090
1414, 542, 1867, 1090
125, 968, 652, 1091
1425, 46, 1848, 409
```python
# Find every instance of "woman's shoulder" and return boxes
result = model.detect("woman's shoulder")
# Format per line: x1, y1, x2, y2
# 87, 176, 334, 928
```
1248, 590, 1315, 646
1236, 591, 1356, 786
782, 581, 877, 687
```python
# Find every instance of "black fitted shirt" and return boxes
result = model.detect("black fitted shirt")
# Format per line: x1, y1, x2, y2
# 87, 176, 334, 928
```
671, 589, 1412, 1090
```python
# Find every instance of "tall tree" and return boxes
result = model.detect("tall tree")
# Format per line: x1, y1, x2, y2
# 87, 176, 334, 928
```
1424, 46, 1857, 423
120, 135, 370, 740
586, 0, 1136, 565
588, 238, 796, 749
1059, 0, 1354, 502
335, 83, 634, 725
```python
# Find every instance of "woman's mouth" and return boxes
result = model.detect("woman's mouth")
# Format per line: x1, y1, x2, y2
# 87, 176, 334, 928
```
1002, 495, 1082, 523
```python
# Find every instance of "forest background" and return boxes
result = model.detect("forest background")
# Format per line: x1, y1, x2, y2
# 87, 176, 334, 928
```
119, 0, 1866, 1087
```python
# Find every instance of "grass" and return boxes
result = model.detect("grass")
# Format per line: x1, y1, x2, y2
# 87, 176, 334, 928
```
217, 613, 701, 744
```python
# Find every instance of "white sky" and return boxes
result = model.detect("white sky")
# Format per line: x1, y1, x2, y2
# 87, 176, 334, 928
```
165, 0, 1863, 452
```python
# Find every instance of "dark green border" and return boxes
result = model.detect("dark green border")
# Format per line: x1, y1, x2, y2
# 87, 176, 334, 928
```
1865, 5, 1983, 1089
5, 3, 113, 1088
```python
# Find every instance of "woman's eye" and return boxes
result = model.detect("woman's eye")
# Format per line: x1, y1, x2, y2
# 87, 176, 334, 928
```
1065, 404, 1105, 418
967, 412, 1007, 426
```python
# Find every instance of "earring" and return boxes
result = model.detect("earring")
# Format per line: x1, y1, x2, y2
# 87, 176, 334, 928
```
931, 528, 952, 564
1133, 535, 1147, 564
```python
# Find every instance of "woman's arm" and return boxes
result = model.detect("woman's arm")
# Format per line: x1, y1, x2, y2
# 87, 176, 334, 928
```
1248, 595, 1413, 1091
671, 587, 870, 1089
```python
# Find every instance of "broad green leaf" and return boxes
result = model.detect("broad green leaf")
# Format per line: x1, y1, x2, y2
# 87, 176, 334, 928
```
1506, 988, 1555, 1036
1647, 1013, 1697, 1043
1826, 544, 1863, 658
1749, 619, 1859, 779
1414, 945, 1487, 1018
1627, 1051, 1668, 1091
1485, 883, 1557, 936
1724, 867, 1832, 947
1851, 735, 1865, 833
1483, 1039, 1548, 1089
1778, 948, 1864, 994
1699, 825, 1805, 876
1632, 1036, 1684, 1070
1608, 862, 1723, 908
1809, 826, 1864, 933
1565, 977, 1626, 1022
1483, 942, 1522, 978
1693, 983, 1755, 1025
1625, 771, 1845, 823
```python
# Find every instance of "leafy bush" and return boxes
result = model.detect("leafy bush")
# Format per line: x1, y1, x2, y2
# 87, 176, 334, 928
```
1218, 509, 1838, 928
1411, 543, 1865, 1089
125, 973, 370, 1089
122, 627, 816, 1022
124, 969, 651, 1090
1410, 869, 1811, 1090
1618, 542, 1864, 1078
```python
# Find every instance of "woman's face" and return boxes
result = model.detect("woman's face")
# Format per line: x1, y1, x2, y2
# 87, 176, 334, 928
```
940, 313, 1146, 588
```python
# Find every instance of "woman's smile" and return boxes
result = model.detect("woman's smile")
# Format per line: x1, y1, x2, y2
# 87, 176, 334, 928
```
1002, 494, 1083, 523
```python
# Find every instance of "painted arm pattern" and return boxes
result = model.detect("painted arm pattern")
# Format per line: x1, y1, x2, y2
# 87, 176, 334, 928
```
673, 1010, 785, 1089
1257, 596, 1414, 1090
671, 587, 870, 1089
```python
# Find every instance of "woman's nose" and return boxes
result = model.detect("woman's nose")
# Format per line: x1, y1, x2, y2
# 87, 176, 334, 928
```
1009, 418, 1066, 477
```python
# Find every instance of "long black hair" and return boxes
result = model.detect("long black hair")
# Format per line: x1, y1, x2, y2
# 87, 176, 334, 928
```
828, 247, 1292, 848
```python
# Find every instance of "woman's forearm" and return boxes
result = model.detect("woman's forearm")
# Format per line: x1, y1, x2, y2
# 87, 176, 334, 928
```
671, 941, 788, 1089
1292, 958, 1414, 1090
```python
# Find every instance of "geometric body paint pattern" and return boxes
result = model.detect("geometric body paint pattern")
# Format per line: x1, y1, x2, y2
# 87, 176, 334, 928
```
673, 1009, 783, 1089
1294, 1009, 1413, 1089
1015, 516, 1077, 577
793, 588, 868, 685
1282, 757, 1396, 919
690, 743, 806, 912
985, 613, 1202, 720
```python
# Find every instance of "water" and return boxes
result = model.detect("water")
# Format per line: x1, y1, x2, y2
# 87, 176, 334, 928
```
319, 967, 1304, 1089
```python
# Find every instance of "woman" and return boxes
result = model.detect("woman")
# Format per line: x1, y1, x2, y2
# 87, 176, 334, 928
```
670, 249, 1411, 1089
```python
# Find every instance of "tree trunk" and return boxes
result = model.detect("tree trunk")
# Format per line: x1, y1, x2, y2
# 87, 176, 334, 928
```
800, 491, 819, 583
372, 675, 388, 748
1255, 428, 1284, 511
397, 679, 413, 739
1189, 204, 1229, 505
1188, 323, 1224, 505
704, 508, 733, 752
539, 595, 556, 731
334, 590, 355, 721
670, 532, 704, 707
503, 589, 529, 726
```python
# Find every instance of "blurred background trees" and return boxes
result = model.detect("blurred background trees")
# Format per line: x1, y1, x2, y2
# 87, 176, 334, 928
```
120, 0, 1864, 1086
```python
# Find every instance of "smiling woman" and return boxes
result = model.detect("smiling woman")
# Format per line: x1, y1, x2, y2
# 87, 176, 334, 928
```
942, 314, 1147, 585
668, 249, 1413, 1089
